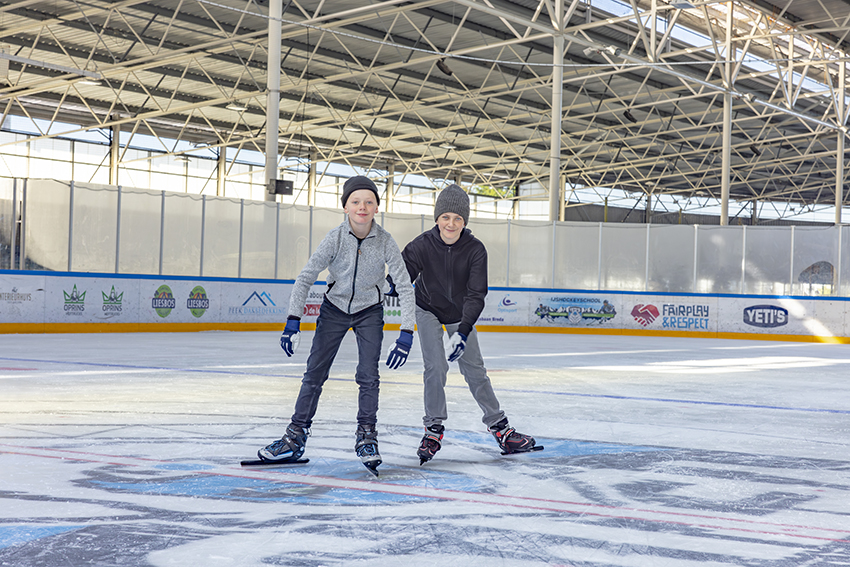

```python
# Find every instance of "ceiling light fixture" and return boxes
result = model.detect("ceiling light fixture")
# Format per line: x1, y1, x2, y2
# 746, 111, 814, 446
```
436, 58, 454, 76
343, 125, 363, 132
226, 103, 247, 111
749, 144, 762, 156
439, 143, 456, 150
623, 110, 638, 123
78, 78, 102, 86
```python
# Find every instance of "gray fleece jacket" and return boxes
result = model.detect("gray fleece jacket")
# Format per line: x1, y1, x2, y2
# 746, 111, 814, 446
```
287, 219, 416, 332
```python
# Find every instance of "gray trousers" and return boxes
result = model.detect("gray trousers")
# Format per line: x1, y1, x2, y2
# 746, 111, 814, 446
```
416, 305, 506, 429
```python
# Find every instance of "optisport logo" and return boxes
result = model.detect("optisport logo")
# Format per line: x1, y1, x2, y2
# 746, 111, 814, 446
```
743, 305, 788, 328
631, 304, 659, 327
187, 286, 209, 318
152, 285, 176, 318
497, 294, 518, 313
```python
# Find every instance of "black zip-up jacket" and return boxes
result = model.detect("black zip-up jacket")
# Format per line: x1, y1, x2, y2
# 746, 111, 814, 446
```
401, 225, 487, 337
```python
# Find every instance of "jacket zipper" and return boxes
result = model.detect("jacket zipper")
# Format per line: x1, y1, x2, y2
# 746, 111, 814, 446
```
348, 236, 363, 313
446, 246, 452, 301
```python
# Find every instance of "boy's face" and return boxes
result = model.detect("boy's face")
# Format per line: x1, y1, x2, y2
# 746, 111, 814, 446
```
344, 189, 378, 229
437, 212, 465, 244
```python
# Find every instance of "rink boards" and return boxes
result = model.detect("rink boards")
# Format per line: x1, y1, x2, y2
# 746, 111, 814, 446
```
1, 270, 848, 342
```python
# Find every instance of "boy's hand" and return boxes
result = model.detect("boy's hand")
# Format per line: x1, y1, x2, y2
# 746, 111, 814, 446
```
280, 318, 301, 356
386, 330, 413, 369
446, 332, 467, 362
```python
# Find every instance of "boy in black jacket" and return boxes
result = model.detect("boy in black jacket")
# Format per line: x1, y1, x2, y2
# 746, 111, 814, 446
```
401, 184, 538, 464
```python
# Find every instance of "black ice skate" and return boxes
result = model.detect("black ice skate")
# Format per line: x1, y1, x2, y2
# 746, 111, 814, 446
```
489, 419, 543, 455
355, 423, 382, 477
257, 423, 310, 462
417, 424, 444, 465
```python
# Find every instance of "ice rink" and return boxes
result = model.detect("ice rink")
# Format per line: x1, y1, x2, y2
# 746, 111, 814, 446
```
1, 329, 849, 566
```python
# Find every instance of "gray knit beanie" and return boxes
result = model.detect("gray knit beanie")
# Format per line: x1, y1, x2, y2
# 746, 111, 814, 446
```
341, 176, 380, 207
434, 184, 469, 225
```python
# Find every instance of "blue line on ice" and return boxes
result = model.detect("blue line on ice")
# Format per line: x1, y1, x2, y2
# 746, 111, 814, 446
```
0, 525, 86, 550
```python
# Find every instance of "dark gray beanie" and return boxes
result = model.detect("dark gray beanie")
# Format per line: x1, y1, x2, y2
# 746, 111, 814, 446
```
341, 176, 380, 207
434, 184, 469, 225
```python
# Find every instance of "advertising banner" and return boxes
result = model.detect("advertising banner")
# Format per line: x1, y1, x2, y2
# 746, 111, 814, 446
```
620, 295, 718, 333
0, 273, 44, 323
219, 282, 290, 324
45, 277, 140, 324
718, 297, 811, 335
529, 292, 621, 328
3, 272, 850, 341
140, 280, 220, 324
479, 291, 527, 326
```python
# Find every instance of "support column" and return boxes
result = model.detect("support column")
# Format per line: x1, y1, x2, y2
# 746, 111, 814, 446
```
720, 4, 733, 225
837, 55, 846, 225
308, 151, 317, 206
838, 135, 845, 225
109, 121, 119, 186
216, 147, 226, 197
386, 162, 395, 212
559, 174, 566, 221
264, 0, 282, 202
646, 192, 652, 223
548, 5, 564, 222
720, 91, 732, 225
752, 199, 758, 225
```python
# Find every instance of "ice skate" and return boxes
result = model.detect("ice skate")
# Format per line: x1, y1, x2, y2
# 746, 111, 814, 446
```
417, 424, 444, 465
489, 419, 543, 455
355, 423, 382, 476
258, 423, 310, 462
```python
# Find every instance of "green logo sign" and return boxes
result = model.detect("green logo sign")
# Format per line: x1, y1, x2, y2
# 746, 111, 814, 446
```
152, 285, 176, 318
187, 286, 209, 318
63, 285, 86, 314
102, 286, 123, 314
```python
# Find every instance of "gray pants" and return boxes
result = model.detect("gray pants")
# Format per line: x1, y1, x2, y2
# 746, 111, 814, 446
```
416, 305, 506, 429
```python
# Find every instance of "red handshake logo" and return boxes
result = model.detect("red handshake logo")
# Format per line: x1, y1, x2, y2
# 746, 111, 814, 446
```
631, 304, 660, 327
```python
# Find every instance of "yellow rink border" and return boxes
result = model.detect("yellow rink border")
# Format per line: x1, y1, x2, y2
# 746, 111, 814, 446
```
1, 322, 848, 344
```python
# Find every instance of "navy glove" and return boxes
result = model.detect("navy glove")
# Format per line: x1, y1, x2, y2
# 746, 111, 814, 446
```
280, 317, 301, 357
386, 330, 413, 369
446, 332, 467, 362
385, 274, 398, 297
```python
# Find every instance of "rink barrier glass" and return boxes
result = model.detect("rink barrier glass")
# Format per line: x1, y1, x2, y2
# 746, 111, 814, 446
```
2, 179, 847, 297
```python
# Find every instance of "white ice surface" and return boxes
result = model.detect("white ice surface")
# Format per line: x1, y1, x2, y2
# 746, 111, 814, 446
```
1, 331, 849, 566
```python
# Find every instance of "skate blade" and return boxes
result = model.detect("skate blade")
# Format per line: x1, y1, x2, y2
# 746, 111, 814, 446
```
362, 462, 380, 477
500, 445, 544, 456
419, 458, 429, 466
241, 458, 310, 467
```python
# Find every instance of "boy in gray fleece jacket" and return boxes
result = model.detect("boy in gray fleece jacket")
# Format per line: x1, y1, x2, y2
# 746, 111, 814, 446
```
257, 176, 415, 475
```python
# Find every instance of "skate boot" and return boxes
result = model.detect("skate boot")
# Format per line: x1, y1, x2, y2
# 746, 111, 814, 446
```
489, 419, 541, 455
355, 423, 382, 477
258, 423, 310, 462
417, 424, 445, 465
